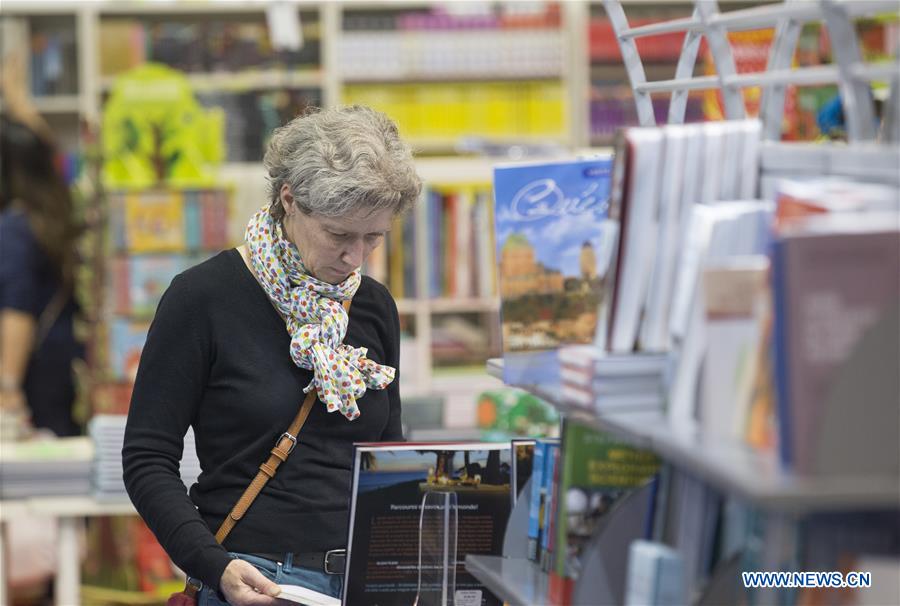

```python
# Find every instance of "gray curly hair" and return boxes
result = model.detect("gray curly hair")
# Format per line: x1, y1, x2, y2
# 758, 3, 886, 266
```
264, 105, 422, 220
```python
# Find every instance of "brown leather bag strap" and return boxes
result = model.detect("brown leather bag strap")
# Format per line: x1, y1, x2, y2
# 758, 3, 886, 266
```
212, 298, 352, 545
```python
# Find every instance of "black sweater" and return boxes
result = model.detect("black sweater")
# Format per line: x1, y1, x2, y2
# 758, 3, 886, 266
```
123, 249, 403, 590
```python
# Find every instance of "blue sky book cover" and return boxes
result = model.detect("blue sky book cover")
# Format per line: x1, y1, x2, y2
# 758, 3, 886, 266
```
492, 156, 615, 385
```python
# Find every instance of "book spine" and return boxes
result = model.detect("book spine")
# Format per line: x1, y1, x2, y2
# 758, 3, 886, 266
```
526, 441, 546, 561
771, 237, 793, 467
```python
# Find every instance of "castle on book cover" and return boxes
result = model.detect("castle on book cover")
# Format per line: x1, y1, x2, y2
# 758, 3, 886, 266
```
492, 157, 615, 383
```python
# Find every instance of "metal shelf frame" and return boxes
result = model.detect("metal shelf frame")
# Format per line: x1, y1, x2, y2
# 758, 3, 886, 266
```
603, 0, 900, 143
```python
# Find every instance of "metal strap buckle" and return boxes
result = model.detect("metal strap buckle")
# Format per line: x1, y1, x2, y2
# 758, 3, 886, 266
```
324, 548, 346, 575
278, 432, 297, 455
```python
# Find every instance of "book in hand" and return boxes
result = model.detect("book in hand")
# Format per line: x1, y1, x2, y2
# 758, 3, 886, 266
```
276, 585, 339, 606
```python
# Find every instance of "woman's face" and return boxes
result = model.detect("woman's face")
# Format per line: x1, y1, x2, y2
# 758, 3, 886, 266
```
280, 185, 394, 284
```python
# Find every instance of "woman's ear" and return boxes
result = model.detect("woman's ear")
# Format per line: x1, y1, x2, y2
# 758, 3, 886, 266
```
280, 184, 295, 216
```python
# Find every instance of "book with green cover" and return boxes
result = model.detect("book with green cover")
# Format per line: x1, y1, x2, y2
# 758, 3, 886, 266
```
550, 419, 660, 604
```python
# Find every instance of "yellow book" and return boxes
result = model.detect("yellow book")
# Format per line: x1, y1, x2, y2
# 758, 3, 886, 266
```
125, 191, 185, 253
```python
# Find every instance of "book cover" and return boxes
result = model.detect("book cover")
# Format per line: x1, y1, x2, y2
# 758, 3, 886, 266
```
127, 255, 191, 317
109, 318, 150, 381
492, 156, 615, 385
527, 439, 555, 562
124, 190, 185, 253
606, 128, 664, 354
624, 540, 687, 606
550, 420, 660, 604
344, 442, 512, 606
540, 442, 561, 572
772, 221, 899, 474
200, 189, 230, 249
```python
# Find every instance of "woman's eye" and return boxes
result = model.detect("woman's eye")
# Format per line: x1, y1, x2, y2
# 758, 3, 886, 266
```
330, 232, 348, 239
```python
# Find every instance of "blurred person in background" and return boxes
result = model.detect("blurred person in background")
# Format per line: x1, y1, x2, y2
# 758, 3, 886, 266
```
0, 52, 83, 439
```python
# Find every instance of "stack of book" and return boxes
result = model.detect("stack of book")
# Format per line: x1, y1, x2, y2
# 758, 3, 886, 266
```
0, 437, 93, 499
89, 415, 201, 501
559, 345, 667, 413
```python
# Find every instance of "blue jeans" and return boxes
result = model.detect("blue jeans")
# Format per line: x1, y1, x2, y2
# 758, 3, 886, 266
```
197, 552, 343, 605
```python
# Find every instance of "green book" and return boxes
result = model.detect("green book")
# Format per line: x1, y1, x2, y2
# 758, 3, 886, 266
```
551, 420, 660, 600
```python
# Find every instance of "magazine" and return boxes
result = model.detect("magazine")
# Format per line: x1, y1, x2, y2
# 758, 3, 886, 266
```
343, 442, 512, 606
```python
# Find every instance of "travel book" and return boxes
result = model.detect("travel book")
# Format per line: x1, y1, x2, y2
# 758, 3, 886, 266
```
343, 442, 512, 606
492, 156, 615, 385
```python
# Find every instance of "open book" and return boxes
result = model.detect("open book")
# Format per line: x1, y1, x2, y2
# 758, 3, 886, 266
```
276, 585, 339, 606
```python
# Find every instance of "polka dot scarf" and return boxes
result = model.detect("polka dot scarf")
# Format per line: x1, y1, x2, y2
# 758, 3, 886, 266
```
245, 206, 395, 421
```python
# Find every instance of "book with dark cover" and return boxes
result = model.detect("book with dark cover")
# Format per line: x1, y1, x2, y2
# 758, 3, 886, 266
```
344, 442, 512, 606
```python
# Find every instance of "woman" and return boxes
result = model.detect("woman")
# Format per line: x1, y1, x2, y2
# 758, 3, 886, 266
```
0, 53, 82, 439
123, 106, 421, 605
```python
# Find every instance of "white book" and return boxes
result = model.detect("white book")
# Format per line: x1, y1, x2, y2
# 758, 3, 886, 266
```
625, 540, 686, 606
609, 128, 665, 353
718, 123, 742, 201
640, 124, 689, 351
668, 202, 774, 427
737, 120, 761, 199
455, 188, 473, 298
277, 584, 340, 606
700, 122, 726, 204
700, 258, 768, 440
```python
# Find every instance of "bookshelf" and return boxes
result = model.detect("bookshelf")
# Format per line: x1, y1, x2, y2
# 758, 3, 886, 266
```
475, 2, 899, 604
489, 357, 900, 512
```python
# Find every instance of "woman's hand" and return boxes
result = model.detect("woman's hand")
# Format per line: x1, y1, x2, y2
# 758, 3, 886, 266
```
219, 559, 282, 606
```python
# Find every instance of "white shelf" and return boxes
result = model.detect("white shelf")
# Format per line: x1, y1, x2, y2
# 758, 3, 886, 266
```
595, 410, 900, 512
486, 359, 900, 512
0, 95, 81, 114
395, 297, 500, 314
486, 357, 503, 380
27, 495, 136, 517
429, 297, 499, 313
100, 69, 323, 93
410, 136, 570, 156
342, 72, 562, 84
1, 1, 306, 15
465, 555, 549, 606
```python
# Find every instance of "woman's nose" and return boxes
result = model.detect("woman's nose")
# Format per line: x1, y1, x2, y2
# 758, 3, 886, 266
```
341, 238, 365, 268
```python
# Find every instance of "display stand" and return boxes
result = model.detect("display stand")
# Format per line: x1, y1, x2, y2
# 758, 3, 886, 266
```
502, 478, 533, 560
569, 482, 653, 606
471, 1, 900, 603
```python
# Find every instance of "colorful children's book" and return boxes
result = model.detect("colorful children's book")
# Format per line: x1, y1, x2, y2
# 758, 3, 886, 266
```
492, 156, 615, 385
344, 442, 512, 606
109, 318, 150, 381
124, 190, 186, 253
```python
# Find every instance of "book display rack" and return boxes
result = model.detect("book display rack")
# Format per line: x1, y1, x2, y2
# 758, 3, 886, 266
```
468, 1, 900, 604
